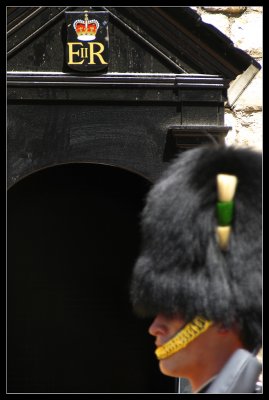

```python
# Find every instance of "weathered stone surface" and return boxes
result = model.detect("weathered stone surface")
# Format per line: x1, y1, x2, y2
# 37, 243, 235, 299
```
201, 7, 247, 14
199, 13, 230, 36
225, 109, 262, 151
231, 12, 263, 58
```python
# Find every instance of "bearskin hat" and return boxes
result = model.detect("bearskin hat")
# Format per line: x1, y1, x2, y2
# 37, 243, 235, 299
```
130, 145, 262, 350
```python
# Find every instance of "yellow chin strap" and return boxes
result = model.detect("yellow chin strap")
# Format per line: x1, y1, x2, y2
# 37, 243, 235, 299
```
155, 316, 213, 360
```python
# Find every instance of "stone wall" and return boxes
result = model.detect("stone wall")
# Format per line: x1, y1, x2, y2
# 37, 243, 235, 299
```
192, 6, 263, 151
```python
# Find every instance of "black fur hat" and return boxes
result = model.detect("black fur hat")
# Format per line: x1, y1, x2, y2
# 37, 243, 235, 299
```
130, 145, 262, 349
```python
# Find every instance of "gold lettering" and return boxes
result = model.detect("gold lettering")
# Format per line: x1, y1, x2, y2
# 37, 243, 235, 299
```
67, 42, 84, 64
80, 47, 88, 59
88, 42, 108, 65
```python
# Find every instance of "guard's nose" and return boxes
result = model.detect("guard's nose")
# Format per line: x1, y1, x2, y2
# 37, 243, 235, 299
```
148, 314, 169, 337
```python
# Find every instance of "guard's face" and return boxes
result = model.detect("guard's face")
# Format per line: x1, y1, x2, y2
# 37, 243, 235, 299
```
148, 313, 191, 377
148, 313, 217, 380
148, 312, 245, 393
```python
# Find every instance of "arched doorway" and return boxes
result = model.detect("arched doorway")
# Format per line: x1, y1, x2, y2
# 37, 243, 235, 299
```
7, 163, 176, 393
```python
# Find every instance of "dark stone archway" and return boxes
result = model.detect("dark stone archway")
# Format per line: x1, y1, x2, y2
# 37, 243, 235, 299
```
7, 163, 176, 393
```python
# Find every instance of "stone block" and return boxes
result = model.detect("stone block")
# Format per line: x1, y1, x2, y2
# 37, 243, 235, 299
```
201, 7, 247, 15
225, 110, 262, 151
200, 13, 230, 36
231, 12, 263, 58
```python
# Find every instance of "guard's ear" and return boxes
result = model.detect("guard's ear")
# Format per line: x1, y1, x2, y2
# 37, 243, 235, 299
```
217, 322, 241, 335
217, 324, 230, 335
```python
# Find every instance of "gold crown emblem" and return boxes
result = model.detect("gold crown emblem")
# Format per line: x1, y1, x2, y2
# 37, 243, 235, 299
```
73, 13, 99, 41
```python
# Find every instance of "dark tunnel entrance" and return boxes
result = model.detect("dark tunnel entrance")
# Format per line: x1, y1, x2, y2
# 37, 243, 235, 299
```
7, 163, 176, 393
